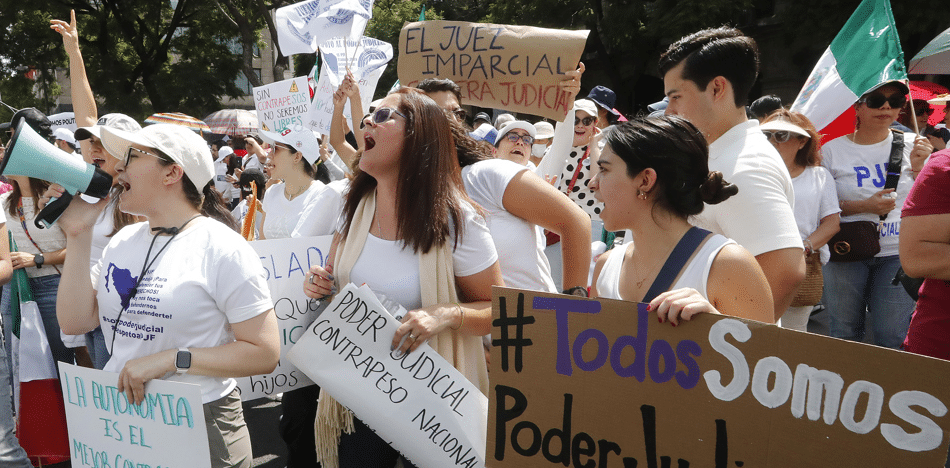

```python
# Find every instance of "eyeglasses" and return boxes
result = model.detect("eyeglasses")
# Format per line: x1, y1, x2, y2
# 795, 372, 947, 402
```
124, 146, 166, 165
915, 107, 934, 117
859, 93, 907, 110
763, 130, 794, 143
574, 116, 596, 127
503, 132, 535, 146
363, 107, 407, 127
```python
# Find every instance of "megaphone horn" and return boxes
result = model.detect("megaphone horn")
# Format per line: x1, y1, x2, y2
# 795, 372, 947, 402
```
2, 120, 113, 228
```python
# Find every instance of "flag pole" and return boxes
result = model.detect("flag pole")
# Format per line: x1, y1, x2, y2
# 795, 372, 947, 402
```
907, 91, 921, 135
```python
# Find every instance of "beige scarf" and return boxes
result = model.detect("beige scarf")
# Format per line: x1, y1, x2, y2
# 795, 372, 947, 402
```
314, 189, 489, 468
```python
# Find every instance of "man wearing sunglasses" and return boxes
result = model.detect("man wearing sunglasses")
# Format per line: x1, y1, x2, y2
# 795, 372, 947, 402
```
660, 27, 804, 322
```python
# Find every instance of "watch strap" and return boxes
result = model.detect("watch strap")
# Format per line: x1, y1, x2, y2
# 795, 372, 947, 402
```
175, 347, 191, 374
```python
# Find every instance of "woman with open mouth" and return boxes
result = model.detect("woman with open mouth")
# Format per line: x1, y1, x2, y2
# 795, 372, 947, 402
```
54, 123, 280, 468
303, 88, 502, 468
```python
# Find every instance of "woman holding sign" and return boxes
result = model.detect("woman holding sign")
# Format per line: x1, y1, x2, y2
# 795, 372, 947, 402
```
589, 116, 773, 324
303, 88, 502, 468
54, 124, 280, 468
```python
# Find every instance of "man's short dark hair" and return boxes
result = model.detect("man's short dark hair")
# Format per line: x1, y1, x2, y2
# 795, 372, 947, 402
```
658, 27, 759, 108
416, 78, 462, 104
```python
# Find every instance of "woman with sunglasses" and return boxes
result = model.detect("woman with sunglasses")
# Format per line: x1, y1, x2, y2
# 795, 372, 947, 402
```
899, 99, 946, 151
588, 116, 773, 323
54, 124, 280, 467
821, 81, 933, 348
304, 88, 502, 468
257, 128, 326, 240
760, 110, 840, 331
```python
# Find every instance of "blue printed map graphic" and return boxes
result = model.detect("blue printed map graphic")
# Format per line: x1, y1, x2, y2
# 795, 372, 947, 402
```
105, 263, 138, 310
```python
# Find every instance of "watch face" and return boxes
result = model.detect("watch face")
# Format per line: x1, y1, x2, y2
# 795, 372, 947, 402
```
176, 350, 191, 369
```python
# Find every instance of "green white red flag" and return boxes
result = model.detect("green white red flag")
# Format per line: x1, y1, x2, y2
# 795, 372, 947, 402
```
790, 0, 907, 143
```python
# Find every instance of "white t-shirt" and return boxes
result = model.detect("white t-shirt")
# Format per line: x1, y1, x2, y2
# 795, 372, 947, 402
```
243, 153, 263, 172
596, 233, 734, 301
231, 199, 263, 240
92, 219, 272, 404
261, 181, 327, 239
696, 120, 801, 256
791, 166, 840, 264
213, 159, 231, 197
462, 159, 555, 292
292, 179, 349, 238
821, 131, 915, 257
1, 193, 67, 278
348, 203, 498, 310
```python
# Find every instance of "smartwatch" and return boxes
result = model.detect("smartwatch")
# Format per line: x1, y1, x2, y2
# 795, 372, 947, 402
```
175, 348, 192, 375
34, 253, 44, 269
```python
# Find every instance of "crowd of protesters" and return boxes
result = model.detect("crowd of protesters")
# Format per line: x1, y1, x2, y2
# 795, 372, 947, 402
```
0, 10, 946, 468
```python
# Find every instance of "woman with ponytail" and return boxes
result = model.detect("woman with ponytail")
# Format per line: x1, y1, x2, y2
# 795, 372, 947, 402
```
589, 116, 773, 323
54, 124, 279, 468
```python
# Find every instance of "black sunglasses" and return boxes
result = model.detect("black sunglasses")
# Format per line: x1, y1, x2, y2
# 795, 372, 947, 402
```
860, 93, 907, 110
915, 107, 934, 117
574, 116, 596, 127
763, 130, 794, 143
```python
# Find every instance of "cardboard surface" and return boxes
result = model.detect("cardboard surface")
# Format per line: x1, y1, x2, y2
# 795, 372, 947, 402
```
488, 287, 950, 467
253, 76, 312, 133
235, 236, 333, 400
398, 21, 589, 120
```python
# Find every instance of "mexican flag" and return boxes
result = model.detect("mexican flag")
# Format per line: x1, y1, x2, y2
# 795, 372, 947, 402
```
790, 0, 907, 143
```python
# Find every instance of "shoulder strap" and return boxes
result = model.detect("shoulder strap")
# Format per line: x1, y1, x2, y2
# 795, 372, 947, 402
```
880, 129, 905, 221
642, 226, 712, 303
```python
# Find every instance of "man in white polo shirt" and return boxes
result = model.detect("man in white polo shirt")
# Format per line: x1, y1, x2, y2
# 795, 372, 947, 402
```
659, 27, 805, 321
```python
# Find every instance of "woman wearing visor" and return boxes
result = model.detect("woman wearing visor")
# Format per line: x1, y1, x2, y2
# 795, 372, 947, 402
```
55, 124, 279, 467
820, 81, 932, 348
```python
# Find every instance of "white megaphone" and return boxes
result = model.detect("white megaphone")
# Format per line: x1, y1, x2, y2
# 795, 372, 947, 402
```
1, 120, 113, 228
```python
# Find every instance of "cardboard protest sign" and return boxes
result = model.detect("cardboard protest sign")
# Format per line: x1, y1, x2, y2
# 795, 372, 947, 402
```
275, 0, 374, 56
307, 37, 392, 135
254, 76, 312, 134
234, 236, 333, 401
288, 283, 488, 467
488, 287, 950, 467
398, 21, 589, 120
59, 363, 211, 468
48, 111, 77, 132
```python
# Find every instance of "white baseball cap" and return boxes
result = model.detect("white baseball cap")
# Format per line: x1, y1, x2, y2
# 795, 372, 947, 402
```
495, 121, 537, 146
573, 99, 598, 118
53, 127, 77, 146
533, 121, 555, 140
258, 124, 322, 165
217, 146, 234, 161
75, 113, 142, 141
101, 124, 215, 189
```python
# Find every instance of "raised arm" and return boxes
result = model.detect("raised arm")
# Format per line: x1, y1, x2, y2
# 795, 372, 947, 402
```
534, 62, 584, 182
329, 89, 358, 164
342, 70, 364, 152
51, 10, 96, 128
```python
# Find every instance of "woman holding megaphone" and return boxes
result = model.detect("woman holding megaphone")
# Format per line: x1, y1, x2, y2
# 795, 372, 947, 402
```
54, 124, 280, 468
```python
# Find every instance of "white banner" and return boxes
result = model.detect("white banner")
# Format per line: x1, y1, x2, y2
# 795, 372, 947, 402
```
306, 38, 390, 136
288, 283, 488, 468
59, 363, 211, 468
275, 0, 374, 56
48, 111, 77, 132
253, 76, 312, 134
235, 236, 333, 401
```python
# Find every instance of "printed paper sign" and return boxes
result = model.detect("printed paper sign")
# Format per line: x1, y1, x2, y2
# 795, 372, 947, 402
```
307, 37, 392, 135
288, 283, 488, 467
253, 76, 312, 134
59, 363, 211, 468
275, 0, 374, 56
488, 288, 950, 467
48, 111, 77, 132
398, 21, 589, 120
235, 236, 333, 401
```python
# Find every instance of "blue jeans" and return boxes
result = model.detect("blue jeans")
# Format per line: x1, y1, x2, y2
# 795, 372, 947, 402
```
823, 255, 915, 349
85, 327, 111, 370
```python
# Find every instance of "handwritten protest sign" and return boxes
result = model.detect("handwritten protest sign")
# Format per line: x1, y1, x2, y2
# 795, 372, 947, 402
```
307, 37, 392, 135
288, 283, 488, 467
488, 288, 950, 467
254, 76, 312, 134
235, 236, 333, 401
398, 21, 589, 120
59, 363, 211, 468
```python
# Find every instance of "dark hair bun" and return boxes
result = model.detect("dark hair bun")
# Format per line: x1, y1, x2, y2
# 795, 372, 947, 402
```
700, 171, 738, 205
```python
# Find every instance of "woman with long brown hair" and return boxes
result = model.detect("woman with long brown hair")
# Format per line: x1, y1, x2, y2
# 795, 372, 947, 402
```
303, 88, 502, 468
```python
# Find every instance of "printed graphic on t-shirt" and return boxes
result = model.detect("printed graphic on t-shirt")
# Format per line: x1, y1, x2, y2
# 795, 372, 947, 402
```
103, 264, 168, 341
853, 163, 891, 188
